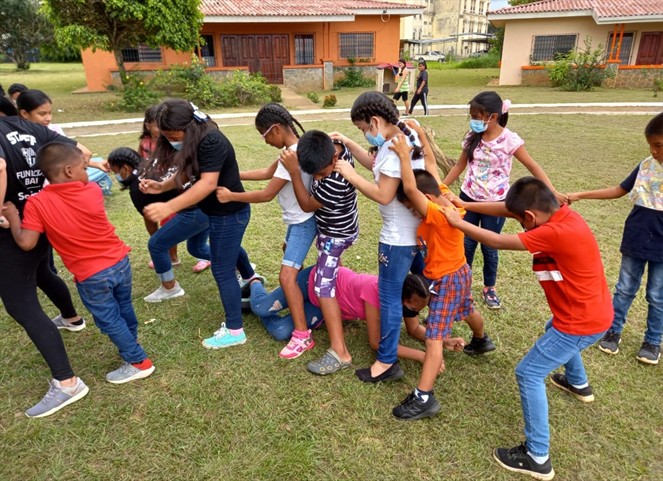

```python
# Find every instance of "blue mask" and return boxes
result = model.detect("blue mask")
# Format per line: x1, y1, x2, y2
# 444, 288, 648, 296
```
169, 140, 183, 151
365, 131, 386, 148
114, 173, 124, 183
469, 119, 488, 133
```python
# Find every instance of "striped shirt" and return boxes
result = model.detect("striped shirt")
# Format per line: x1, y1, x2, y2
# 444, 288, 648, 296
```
311, 142, 359, 239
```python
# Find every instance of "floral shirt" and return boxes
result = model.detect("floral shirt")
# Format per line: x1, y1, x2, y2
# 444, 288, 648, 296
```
461, 128, 524, 201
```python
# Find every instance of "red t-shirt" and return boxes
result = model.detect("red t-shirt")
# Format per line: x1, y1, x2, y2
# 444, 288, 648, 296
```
22, 181, 131, 282
308, 267, 379, 320
518, 205, 613, 335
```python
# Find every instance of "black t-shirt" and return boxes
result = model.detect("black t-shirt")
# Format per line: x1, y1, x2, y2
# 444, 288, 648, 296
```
416, 70, 429, 93
122, 173, 178, 215
0, 116, 76, 215
193, 129, 246, 216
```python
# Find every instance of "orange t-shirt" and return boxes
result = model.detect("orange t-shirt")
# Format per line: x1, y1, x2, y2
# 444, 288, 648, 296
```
417, 199, 466, 280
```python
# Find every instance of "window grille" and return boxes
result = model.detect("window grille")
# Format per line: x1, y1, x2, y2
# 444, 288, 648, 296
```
531, 35, 577, 61
339, 33, 374, 59
295, 34, 314, 65
121, 45, 163, 63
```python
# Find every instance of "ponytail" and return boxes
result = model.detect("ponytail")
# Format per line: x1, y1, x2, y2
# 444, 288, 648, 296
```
465, 91, 510, 162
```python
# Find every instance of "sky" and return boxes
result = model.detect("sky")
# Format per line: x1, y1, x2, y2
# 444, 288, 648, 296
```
489, 0, 510, 10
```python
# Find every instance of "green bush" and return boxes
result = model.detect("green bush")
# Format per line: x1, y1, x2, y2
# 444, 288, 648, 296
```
268, 84, 282, 102
546, 37, 614, 91
307, 92, 320, 103
456, 53, 500, 69
115, 75, 160, 112
334, 58, 375, 88
323, 94, 337, 108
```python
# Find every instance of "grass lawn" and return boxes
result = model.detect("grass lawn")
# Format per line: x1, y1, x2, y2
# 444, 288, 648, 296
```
1, 112, 661, 481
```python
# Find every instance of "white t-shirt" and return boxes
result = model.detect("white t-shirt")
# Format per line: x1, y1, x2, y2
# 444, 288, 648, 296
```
273, 144, 315, 225
372, 132, 424, 246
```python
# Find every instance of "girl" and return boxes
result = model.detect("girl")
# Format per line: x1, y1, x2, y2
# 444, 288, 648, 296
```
442, 91, 563, 310
216, 103, 317, 359
141, 100, 259, 348
408, 61, 429, 116
393, 58, 411, 115
138, 105, 160, 160
108, 147, 212, 303
332, 91, 425, 382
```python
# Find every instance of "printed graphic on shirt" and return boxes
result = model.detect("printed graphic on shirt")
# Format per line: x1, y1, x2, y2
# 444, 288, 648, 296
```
5, 130, 43, 201
532, 255, 564, 282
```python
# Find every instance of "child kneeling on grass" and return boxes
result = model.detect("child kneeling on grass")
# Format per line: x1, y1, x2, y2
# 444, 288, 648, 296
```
390, 134, 494, 421
443, 176, 613, 481
4, 142, 155, 384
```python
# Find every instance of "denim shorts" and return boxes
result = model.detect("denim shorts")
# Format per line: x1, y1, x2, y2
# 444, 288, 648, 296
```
282, 216, 317, 270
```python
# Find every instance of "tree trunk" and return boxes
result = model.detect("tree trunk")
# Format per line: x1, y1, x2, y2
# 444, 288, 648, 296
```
113, 49, 129, 87
11, 49, 30, 71
421, 126, 456, 178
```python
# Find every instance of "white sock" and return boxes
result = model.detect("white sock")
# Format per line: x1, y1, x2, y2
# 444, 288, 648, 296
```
571, 381, 589, 389
527, 451, 549, 465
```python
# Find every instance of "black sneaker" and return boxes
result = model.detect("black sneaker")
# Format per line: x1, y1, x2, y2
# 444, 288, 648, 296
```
463, 334, 496, 356
482, 287, 502, 309
355, 362, 404, 383
493, 444, 555, 481
392, 391, 441, 420
636, 341, 661, 365
549, 373, 594, 403
597, 330, 621, 355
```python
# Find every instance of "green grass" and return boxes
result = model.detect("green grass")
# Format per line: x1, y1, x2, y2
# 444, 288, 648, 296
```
1, 113, 661, 481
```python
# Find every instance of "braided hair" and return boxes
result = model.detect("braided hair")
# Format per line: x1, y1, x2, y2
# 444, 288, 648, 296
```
108, 147, 142, 171
465, 91, 509, 163
255, 102, 305, 138
350, 91, 423, 159
401, 273, 429, 302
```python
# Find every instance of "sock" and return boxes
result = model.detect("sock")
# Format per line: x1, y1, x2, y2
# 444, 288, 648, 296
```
293, 329, 310, 339
132, 358, 153, 370
70, 318, 84, 326
527, 452, 549, 465
229, 328, 244, 336
571, 381, 589, 389
414, 387, 431, 403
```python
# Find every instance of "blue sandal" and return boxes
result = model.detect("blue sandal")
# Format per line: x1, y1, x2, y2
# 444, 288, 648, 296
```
307, 348, 351, 375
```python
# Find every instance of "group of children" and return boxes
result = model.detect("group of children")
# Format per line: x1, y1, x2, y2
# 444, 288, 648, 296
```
1, 82, 661, 480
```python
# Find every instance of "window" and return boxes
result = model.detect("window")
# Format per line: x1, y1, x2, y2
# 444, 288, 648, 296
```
339, 33, 374, 59
120, 45, 162, 63
198, 34, 216, 67
531, 34, 577, 62
607, 32, 634, 64
295, 34, 314, 65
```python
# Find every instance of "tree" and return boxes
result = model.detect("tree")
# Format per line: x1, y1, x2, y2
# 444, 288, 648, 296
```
42, 0, 204, 85
0, 0, 54, 70
509, 0, 541, 5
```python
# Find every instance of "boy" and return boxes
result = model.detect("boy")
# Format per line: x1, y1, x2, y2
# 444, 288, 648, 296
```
390, 134, 493, 421
280, 130, 359, 375
442, 176, 613, 481
568, 112, 663, 365
4, 142, 155, 384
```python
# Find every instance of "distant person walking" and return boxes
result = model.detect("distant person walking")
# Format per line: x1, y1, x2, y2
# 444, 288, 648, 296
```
393, 58, 410, 115
408, 61, 429, 116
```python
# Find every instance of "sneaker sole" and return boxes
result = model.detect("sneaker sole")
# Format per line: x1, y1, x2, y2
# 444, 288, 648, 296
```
635, 353, 660, 365
393, 400, 441, 421
56, 323, 86, 332
202, 338, 247, 350
549, 377, 594, 403
25, 384, 90, 419
143, 290, 185, 303
279, 340, 316, 359
463, 346, 497, 356
107, 366, 156, 384
492, 450, 555, 481
485, 304, 502, 310
597, 344, 619, 355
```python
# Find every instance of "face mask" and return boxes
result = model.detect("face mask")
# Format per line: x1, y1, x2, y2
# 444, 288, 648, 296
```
402, 305, 420, 318
365, 131, 386, 148
469, 119, 488, 133
169, 140, 183, 151
114, 173, 124, 183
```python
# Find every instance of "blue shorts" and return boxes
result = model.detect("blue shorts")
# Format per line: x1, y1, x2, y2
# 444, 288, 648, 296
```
282, 216, 317, 270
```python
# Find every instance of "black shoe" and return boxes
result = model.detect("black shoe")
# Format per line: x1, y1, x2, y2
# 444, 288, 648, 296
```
392, 391, 441, 420
636, 341, 661, 365
597, 330, 621, 355
463, 334, 496, 356
355, 362, 404, 383
493, 444, 555, 481
549, 373, 594, 403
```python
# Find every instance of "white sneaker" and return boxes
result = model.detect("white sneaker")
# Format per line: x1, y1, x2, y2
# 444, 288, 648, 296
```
51, 314, 86, 332
144, 282, 185, 302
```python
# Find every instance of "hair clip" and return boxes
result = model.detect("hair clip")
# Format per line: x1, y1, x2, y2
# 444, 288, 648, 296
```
190, 102, 209, 123
502, 99, 512, 114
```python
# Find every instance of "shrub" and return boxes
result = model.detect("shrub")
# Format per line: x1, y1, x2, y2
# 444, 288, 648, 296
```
115, 75, 160, 112
268, 84, 282, 102
323, 94, 337, 108
546, 36, 614, 91
456, 52, 500, 69
334, 58, 375, 88
307, 92, 320, 103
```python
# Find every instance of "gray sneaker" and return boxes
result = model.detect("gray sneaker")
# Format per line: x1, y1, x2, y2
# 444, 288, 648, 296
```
106, 361, 155, 384
144, 282, 185, 302
636, 342, 661, 365
25, 378, 89, 418
598, 331, 621, 355
51, 315, 86, 332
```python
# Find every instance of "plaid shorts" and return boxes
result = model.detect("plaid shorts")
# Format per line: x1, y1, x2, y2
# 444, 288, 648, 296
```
426, 263, 474, 340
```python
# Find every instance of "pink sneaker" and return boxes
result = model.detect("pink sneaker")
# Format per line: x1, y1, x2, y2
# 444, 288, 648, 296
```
279, 332, 315, 359
192, 260, 211, 273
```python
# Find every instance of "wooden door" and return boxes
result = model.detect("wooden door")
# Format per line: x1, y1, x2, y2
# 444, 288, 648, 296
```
636, 32, 663, 65
220, 34, 289, 83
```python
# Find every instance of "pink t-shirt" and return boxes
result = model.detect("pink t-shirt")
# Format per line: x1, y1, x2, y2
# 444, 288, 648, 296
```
461, 127, 524, 201
308, 267, 379, 320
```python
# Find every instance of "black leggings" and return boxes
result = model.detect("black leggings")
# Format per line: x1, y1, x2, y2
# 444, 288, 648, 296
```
0, 233, 76, 381
409, 91, 428, 115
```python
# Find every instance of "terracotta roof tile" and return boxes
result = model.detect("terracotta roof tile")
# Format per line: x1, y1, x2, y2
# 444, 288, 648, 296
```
201, 0, 423, 17
490, 0, 663, 19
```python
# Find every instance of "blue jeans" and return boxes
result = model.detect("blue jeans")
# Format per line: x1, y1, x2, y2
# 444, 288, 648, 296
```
459, 191, 506, 287
208, 205, 254, 330
148, 208, 211, 282
611, 254, 663, 345
282, 216, 317, 269
376, 243, 421, 364
250, 266, 323, 341
76, 256, 147, 364
515, 319, 604, 457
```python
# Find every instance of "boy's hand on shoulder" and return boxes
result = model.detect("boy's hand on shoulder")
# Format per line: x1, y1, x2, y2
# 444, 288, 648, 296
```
279, 149, 299, 174
441, 205, 463, 227
216, 186, 232, 203
388, 133, 412, 159
442, 189, 464, 208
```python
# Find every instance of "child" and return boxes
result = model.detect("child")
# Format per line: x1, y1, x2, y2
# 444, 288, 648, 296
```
4, 142, 155, 384
280, 130, 359, 374
138, 105, 160, 160
567, 112, 663, 365
443, 91, 563, 310
216, 103, 317, 359
408, 60, 429, 116
390, 133, 494, 420
393, 58, 410, 115
442, 176, 613, 481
